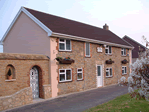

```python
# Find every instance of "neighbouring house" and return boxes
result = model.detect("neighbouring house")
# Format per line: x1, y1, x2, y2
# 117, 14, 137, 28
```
0, 7, 134, 110
123, 35, 146, 63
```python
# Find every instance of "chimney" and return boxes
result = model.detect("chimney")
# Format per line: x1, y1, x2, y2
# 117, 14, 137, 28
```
103, 23, 109, 30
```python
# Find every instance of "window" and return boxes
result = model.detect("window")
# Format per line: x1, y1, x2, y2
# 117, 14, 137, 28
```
122, 66, 127, 75
5, 64, 16, 80
105, 45, 112, 54
106, 68, 112, 77
59, 39, 71, 51
85, 42, 90, 57
77, 68, 83, 80
59, 69, 72, 82
121, 48, 126, 56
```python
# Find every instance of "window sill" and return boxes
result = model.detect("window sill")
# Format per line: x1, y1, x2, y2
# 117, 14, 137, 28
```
121, 55, 127, 57
85, 56, 91, 58
106, 76, 113, 78
77, 79, 84, 81
5, 79, 16, 82
59, 50, 72, 52
59, 80, 72, 83
105, 54, 112, 56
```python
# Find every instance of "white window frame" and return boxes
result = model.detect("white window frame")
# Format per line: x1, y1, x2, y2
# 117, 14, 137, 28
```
122, 66, 127, 75
85, 42, 90, 57
59, 69, 72, 82
77, 68, 83, 80
121, 48, 126, 56
105, 45, 112, 54
59, 38, 71, 51
106, 68, 112, 77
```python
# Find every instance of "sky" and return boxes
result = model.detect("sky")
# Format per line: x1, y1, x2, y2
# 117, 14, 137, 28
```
0, 0, 149, 53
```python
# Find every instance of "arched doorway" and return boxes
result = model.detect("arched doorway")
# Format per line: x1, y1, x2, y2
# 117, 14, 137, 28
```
30, 67, 39, 99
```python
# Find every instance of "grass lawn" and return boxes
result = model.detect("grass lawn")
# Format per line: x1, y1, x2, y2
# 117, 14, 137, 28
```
84, 91, 149, 112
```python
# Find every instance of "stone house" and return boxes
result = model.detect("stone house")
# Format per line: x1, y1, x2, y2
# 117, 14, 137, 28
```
123, 35, 146, 63
0, 7, 134, 110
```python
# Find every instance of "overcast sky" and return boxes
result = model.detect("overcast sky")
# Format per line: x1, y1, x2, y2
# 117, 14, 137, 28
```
0, 0, 149, 53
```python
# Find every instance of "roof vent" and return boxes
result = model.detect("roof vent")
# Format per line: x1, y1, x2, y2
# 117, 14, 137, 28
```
103, 24, 109, 30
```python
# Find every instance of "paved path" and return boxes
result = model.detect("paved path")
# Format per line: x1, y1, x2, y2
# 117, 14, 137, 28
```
7, 84, 129, 112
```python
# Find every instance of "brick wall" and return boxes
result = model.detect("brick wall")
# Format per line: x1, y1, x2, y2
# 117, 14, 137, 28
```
0, 53, 51, 99
54, 37, 130, 95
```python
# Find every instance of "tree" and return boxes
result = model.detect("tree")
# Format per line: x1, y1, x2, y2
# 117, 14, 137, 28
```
128, 36, 149, 101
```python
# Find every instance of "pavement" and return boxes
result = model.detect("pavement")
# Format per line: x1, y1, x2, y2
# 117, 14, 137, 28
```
5, 84, 130, 112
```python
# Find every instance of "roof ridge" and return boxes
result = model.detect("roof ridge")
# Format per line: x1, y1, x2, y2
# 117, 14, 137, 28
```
123, 35, 146, 49
24, 7, 106, 31
107, 31, 134, 48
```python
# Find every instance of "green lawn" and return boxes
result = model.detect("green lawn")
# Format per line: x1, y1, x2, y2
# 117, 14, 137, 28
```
84, 92, 149, 112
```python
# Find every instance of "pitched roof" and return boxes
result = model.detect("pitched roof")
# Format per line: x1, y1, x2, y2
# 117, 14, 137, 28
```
123, 35, 146, 58
24, 7, 132, 48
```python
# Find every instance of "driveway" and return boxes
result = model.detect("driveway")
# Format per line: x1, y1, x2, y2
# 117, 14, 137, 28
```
7, 84, 129, 112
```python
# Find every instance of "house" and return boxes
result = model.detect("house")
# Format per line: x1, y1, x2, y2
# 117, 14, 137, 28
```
123, 35, 146, 63
0, 6, 134, 110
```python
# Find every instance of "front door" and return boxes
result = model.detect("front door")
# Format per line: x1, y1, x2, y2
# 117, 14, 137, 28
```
97, 65, 103, 87
30, 67, 39, 99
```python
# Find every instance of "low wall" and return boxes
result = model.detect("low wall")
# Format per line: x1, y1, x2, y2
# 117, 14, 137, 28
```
0, 87, 33, 111
0, 53, 50, 97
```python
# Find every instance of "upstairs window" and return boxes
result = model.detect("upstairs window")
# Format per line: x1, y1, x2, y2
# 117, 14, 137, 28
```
85, 42, 90, 57
121, 48, 126, 56
122, 66, 127, 75
106, 68, 112, 77
59, 39, 71, 51
105, 45, 112, 54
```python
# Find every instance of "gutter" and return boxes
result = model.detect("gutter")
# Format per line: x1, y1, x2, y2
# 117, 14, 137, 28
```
52, 32, 134, 49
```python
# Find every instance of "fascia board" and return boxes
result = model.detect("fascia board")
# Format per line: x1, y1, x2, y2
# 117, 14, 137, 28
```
52, 32, 134, 49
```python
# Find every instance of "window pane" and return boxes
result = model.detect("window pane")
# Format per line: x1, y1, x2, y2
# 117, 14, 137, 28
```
86, 43, 90, 56
77, 73, 82, 79
122, 70, 124, 74
110, 68, 112, 76
60, 74, 65, 81
60, 39, 64, 42
59, 43, 65, 50
78, 69, 82, 72
66, 70, 71, 80
124, 49, 126, 55
106, 71, 109, 76
60, 70, 65, 73
109, 46, 111, 53
121, 51, 123, 55
105, 49, 108, 53
66, 40, 71, 50
98, 66, 101, 76
125, 67, 127, 73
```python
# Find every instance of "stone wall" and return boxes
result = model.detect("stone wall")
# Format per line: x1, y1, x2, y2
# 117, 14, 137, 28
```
53, 37, 131, 95
0, 87, 33, 111
43, 84, 52, 99
0, 53, 51, 99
